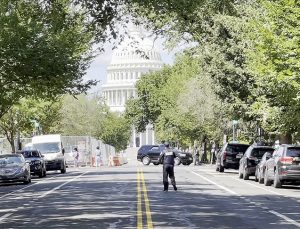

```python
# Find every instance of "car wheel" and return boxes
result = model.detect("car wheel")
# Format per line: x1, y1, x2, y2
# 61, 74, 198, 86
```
238, 167, 243, 179
264, 169, 272, 186
39, 170, 43, 178
219, 165, 224, 173
216, 165, 220, 172
43, 169, 47, 177
142, 156, 151, 165
243, 167, 249, 180
61, 165, 66, 173
274, 169, 282, 188
23, 175, 31, 184
258, 170, 264, 184
174, 157, 181, 166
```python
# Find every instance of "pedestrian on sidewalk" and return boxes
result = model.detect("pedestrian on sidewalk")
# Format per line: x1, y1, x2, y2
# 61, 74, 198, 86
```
159, 142, 177, 192
73, 147, 79, 168
194, 146, 200, 165
95, 146, 101, 167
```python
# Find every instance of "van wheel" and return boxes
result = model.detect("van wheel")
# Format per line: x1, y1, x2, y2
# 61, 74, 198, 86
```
142, 156, 150, 165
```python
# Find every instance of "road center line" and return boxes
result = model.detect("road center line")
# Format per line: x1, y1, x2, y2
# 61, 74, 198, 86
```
140, 169, 153, 229
38, 172, 88, 198
191, 171, 238, 195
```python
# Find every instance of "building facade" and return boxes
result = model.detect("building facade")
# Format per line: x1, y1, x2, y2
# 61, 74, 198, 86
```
101, 27, 163, 147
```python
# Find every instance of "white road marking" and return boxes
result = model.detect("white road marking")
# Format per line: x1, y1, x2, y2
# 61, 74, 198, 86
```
0, 213, 13, 222
269, 210, 300, 228
232, 178, 285, 196
191, 171, 238, 195
192, 170, 300, 227
0, 172, 70, 199
38, 172, 88, 198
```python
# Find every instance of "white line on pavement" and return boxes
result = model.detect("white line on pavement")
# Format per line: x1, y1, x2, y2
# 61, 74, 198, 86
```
191, 171, 238, 195
232, 177, 285, 196
0, 213, 13, 223
0, 172, 70, 199
193, 169, 300, 228
269, 210, 300, 228
38, 172, 88, 198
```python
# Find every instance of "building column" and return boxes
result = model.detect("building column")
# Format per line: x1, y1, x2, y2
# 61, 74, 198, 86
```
146, 126, 149, 145
152, 127, 155, 144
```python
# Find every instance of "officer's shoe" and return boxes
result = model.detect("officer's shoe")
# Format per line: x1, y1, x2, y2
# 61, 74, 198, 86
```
163, 189, 168, 192
173, 185, 177, 191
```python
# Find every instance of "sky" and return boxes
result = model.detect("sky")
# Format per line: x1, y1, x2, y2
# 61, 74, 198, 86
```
84, 38, 177, 93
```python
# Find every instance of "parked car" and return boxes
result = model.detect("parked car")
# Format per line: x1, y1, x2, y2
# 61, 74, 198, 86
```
216, 142, 250, 172
264, 145, 300, 188
17, 150, 46, 178
238, 145, 274, 180
0, 154, 31, 184
255, 151, 273, 183
137, 145, 193, 166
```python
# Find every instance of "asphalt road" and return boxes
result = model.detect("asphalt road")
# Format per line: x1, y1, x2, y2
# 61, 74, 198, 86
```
0, 158, 300, 228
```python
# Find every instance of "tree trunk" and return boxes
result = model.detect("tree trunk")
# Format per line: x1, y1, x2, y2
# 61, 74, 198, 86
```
279, 133, 292, 144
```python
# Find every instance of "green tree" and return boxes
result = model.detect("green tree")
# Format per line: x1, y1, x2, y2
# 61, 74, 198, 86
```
98, 112, 131, 152
59, 94, 105, 137
0, 0, 97, 118
0, 97, 62, 152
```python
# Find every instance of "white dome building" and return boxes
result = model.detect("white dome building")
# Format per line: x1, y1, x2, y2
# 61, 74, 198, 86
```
102, 26, 164, 147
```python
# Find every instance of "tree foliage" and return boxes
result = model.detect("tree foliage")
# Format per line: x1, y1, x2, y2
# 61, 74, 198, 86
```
98, 112, 131, 152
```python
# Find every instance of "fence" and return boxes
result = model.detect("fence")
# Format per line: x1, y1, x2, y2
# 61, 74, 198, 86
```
0, 136, 116, 167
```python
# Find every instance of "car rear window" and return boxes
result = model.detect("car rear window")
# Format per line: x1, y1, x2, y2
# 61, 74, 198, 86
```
226, 144, 249, 153
251, 148, 274, 158
286, 148, 300, 157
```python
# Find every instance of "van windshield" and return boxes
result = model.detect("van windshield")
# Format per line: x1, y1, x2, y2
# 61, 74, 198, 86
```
33, 143, 60, 153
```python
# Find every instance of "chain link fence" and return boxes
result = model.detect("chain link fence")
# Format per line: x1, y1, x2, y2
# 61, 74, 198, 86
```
0, 136, 116, 167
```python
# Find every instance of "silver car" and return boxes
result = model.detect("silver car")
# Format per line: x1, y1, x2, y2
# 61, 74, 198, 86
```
0, 154, 31, 184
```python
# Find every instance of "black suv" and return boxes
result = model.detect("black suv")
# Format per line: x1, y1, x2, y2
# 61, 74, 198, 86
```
137, 145, 193, 166
238, 145, 274, 180
17, 150, 47, 178
264, 145, 300, 188
216, 142, 250, 172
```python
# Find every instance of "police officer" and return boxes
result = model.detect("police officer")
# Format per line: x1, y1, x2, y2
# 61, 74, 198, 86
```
159, 142, 177, 192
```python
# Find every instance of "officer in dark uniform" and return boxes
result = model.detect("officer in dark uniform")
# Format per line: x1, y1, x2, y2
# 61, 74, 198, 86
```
159, 142, 177, 192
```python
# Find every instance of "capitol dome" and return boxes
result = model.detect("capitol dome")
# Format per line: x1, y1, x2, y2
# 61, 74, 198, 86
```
102, 26, 163, 113
101, 25, 164, 147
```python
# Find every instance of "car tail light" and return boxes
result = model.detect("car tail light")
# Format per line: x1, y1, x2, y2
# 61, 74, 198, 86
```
280, 157, 293, 164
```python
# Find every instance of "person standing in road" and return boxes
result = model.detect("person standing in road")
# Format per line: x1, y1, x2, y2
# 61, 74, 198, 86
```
159, 142, 177, 192
73, 147, 79, 168
95, 146, 101, 167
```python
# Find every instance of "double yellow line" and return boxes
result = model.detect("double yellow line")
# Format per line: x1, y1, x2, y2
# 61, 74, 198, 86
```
137, 168, 153, 229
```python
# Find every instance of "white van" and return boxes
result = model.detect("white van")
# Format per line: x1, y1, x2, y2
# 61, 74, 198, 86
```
31, 134, 66, 173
